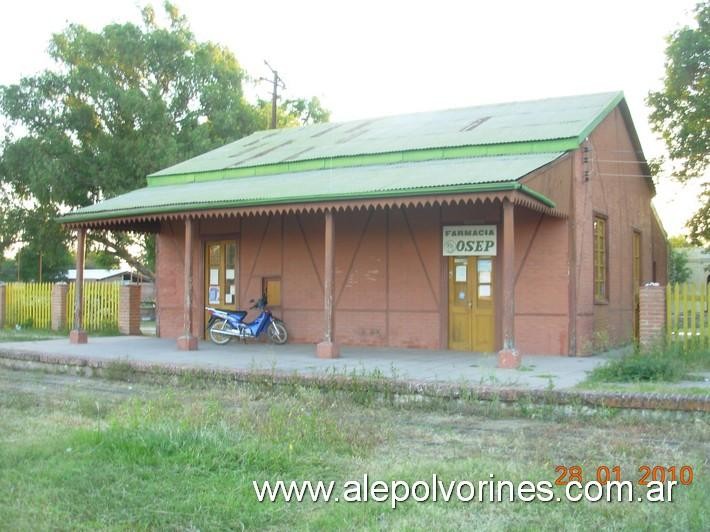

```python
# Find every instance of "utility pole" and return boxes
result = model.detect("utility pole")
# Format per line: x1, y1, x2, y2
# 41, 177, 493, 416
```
259, 60, 285, 129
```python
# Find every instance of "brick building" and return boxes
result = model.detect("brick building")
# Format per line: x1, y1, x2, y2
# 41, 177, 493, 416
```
61, 91, 668, 362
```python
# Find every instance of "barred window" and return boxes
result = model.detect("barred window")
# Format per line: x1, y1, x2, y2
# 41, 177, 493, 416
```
594, 216, 607, 302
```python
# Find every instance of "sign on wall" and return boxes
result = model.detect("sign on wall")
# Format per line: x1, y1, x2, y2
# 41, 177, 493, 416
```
442, 225, 497, 256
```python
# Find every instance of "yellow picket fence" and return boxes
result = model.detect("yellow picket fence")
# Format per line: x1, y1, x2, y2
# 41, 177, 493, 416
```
4, 282, 53, 329
666, 283, 710, 345
66, 282, 120, 331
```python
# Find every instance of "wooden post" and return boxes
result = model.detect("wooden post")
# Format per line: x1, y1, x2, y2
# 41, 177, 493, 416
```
316, 210, 340, 358
69, 228, 88, 344
497, 199, 520, 368
177, 217, 198, 350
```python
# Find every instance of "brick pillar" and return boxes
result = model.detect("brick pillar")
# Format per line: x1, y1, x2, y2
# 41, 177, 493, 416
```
639, 285, 666, 349
51, 282, 68, 331
119, 284, 142, 335
0, 283, 6, 329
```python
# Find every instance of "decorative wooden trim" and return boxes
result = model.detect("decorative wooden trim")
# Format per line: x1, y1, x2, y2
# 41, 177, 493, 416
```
62, 191, 566, 231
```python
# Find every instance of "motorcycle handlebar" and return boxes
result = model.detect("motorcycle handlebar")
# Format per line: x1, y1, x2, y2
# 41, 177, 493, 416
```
250, 296, 267, 310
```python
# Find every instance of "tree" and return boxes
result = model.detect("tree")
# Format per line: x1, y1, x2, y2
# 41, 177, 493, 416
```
647, 1, 709, 247
0, 2, 327, 281
255, 96, 330, 129
669, 248, 692, 283
667, 234, 690, 248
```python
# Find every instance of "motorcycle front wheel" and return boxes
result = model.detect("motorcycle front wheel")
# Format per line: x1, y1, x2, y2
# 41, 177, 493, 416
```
209, 319, 233, 345
267, 320, 288, 345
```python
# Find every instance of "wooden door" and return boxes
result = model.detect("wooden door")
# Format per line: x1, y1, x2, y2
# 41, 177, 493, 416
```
632, 231, 641, 341
205, 240, 238, 311
448, 256, 495, 352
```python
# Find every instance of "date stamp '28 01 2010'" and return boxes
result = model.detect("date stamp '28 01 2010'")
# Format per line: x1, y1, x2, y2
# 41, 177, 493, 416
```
555, 465, 694, 486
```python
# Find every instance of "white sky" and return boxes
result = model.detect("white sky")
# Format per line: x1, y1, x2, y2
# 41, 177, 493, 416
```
0, 0, 705, 236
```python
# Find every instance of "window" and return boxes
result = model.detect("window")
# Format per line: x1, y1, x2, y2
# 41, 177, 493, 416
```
593, 216, 607, 302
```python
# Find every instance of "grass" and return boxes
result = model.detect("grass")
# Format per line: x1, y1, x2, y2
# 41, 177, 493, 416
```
0, 367, 708, 530
586, 341, 710, 385
0, 326, 123, 342
0, 328, 64, 342
576, 381, 710, 396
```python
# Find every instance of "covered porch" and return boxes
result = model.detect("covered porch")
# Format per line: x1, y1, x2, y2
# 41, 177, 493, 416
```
0, 335, 605, 389
62, 185, 564, 368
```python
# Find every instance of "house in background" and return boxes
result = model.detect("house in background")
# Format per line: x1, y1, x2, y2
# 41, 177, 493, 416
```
681, 247, 710, 287
60, 91, 668, 363
66, 269, 154, 302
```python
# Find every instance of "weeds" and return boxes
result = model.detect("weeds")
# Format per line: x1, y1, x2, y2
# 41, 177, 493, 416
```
588, 341, 709, 383
103, 359, 139, 382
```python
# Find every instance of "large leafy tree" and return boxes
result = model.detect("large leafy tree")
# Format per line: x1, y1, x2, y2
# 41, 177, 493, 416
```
647, 1, 709, 247
0, 2, 327, 280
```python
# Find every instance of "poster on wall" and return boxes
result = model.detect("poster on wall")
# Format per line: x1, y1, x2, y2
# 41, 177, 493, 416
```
442, 225, 497, 256
208, 285, 220, 304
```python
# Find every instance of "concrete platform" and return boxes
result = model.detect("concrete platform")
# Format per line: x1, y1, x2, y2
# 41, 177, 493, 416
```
0, 336, 610, 390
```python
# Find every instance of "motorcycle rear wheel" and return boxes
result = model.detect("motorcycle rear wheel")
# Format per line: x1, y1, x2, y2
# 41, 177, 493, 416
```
209, 319, 233, 345
267, 320, 288, 345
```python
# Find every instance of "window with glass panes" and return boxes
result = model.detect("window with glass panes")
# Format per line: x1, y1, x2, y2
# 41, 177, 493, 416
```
593, 216, 607, 302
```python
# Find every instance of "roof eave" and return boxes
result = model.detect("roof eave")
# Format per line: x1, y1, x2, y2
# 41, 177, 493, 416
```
59, 183, 559, 228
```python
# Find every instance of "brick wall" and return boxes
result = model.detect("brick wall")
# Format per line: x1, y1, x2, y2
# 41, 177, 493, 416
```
585, 108, 666, 352
639, 285, 666, 348
51, 283, 68, 331
0, 283, 5, 328
118, 284, 142, 335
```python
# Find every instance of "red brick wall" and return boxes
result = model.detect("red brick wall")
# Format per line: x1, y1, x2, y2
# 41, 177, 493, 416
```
513, 209, 570, 355
157, 205, 496, 350
51, 282, 68, 331
582, 108, 667, 351
155, 202, 572, 354
118, 284, 142, 335
639, 285, 666, 348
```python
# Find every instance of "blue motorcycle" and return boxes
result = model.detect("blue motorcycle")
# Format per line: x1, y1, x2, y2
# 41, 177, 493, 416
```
205, 296, 288, 345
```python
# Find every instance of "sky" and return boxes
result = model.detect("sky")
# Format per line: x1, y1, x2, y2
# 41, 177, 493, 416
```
0, 0, 705, 236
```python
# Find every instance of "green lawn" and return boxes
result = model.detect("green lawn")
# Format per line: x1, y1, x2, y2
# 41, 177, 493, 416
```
0, 368, 707, 530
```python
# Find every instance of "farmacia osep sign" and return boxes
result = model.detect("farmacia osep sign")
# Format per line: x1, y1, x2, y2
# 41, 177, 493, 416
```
442, 225, 497, 256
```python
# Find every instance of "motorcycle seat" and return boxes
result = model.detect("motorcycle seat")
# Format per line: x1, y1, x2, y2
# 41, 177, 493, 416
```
227, 310, 248, 320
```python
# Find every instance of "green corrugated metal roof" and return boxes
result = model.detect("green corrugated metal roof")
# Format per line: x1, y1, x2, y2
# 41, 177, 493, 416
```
61, 91, 635, 224
61, 152, 562, 223
149, 91, 623, 181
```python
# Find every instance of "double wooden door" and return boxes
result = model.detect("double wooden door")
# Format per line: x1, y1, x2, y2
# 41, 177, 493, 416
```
448, 256, 495, 352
